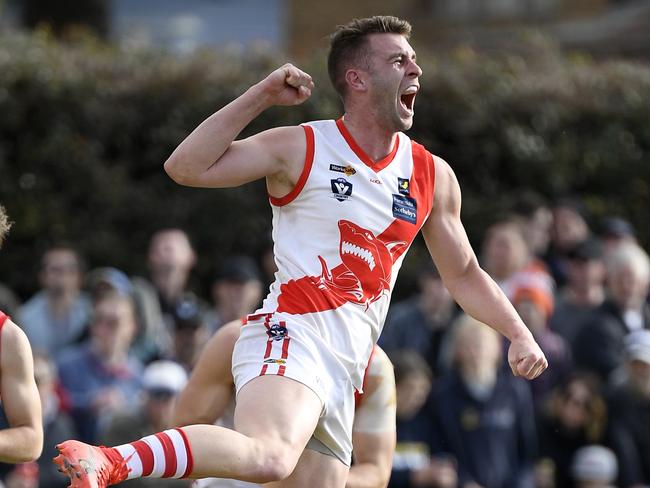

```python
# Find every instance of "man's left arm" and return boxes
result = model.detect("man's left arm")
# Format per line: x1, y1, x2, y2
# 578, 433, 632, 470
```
421, 157, 547, 379
0, 320, 43, 463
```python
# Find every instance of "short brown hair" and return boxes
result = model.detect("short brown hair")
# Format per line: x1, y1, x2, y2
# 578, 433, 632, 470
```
0, 205, 12, 249
328, 16, 411, 100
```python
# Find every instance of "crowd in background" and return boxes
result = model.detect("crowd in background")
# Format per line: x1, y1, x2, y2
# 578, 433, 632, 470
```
0, 192, 648, 488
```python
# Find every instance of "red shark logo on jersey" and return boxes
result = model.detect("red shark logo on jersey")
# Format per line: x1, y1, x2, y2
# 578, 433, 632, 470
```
277, 220, 408, 314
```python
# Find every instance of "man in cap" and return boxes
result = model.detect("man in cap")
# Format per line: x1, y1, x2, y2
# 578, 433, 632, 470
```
100, 360, 189, 488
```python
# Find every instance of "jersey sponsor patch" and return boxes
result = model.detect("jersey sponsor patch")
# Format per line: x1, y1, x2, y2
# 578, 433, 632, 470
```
329, 164, 357, 176
397, 177, 410, 195
392, 194, 417, 224
331, 177, 353, 201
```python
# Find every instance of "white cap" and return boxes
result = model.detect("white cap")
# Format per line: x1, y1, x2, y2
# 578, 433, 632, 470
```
142, 360, 188, 395
624, 329, 650, 364
571, 445, 618, 482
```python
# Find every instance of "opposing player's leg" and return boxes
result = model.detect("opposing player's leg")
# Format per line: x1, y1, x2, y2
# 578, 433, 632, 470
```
54, 374, 322, 487
265, 447, 349, 488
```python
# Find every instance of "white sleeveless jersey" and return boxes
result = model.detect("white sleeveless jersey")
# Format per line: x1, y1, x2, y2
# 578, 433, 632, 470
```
255, 119, 436, 389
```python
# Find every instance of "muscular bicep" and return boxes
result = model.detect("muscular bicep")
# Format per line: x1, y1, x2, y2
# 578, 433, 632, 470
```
422, 158, 480, 288
172, 322, 241, 426
183, 126, 306, 191
0, 322, 41, 434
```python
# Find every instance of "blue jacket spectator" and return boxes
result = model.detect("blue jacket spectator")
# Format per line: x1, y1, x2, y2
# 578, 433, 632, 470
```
57, 291, 143, 442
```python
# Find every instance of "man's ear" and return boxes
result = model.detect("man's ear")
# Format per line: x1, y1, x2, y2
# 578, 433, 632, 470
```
345, 68, 368, 93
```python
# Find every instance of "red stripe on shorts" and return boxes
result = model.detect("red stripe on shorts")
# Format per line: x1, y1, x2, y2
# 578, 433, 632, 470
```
132, 440, 154, 476
155, 432, 177, 478
278, 336, 291, 376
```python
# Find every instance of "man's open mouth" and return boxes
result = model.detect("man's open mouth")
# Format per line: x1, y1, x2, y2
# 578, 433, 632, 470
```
399, 86, 418, 113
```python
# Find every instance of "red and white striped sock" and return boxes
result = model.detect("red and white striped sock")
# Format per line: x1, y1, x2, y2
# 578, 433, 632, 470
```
113, 428, 194, 480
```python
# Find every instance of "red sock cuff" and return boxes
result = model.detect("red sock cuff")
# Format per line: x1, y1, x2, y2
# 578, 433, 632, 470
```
176, 427, 194, 478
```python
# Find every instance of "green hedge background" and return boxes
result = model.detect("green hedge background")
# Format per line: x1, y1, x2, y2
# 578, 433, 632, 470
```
1, 30, 649, 298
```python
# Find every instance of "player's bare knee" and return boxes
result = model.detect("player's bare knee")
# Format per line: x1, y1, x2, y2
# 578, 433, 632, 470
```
249, 444, 299, 482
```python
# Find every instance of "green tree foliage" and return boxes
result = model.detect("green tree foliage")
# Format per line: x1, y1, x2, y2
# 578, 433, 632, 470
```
0, 30, 648, 296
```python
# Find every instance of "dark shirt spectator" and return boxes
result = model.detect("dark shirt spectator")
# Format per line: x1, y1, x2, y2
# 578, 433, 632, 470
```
380, 266, 457, 376
430, 314, 537, 488
549, 239, 606, 347
573, 243, 650, 381
606, 329, 650, 488
205, 255, 264, 334
536, 373, 607, 488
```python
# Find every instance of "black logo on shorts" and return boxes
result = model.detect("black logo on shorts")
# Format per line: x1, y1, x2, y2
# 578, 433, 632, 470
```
266, 322, 288, 341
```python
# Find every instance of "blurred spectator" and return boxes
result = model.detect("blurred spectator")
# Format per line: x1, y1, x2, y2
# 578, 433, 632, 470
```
481, 216, 554, 303
87, 266, 161, 363
513, 286, 572, 410
99, 360, 189, 488
168, 296, 209, 372
205, 255, 263, 334
388, 351, 457, 488
56, 291, 143, 442
32, 352, 76, 488
131, 228, 202, 361
549, 239, 606, 347
86, 267, 134, 302
546, 198, 591, 288
513, 190, 553, 260
606, 329, 650, 488
18, 245, 92, 356
571, 445, 618, 488
536, 373, 607, 488
429, 314, 537, 488
600, 217, 637, 258
379, 265, 457, 376
573, 243, 650, 381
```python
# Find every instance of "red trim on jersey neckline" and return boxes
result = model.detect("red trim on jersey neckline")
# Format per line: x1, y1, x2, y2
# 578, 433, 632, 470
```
335, 118, 400, 172
269, 125, 315, 207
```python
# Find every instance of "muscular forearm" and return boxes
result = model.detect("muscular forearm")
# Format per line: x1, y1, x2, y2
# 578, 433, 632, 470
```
447, 264, 531, 342
164, 83, 272, 186
347, 463, 390, 488
0, 425, 43, 463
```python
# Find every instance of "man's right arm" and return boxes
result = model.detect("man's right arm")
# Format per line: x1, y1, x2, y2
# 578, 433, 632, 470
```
163, 64, 313, 193
171, 320, 242, 426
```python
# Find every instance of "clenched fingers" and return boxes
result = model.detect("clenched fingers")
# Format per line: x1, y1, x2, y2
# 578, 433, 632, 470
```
283, 64, 314, 91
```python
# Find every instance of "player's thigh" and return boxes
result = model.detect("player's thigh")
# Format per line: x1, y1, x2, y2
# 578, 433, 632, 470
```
263, 448, 349, 488
234, 375, 322, 449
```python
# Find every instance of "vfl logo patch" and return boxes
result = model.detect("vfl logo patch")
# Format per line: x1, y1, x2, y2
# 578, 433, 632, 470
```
398, 177, 410, 195
263, 358, 287, 365
266, 323, 288, 341
392, 194, 417, 224
330, 164, 357, 176
331, 178, 353, 202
